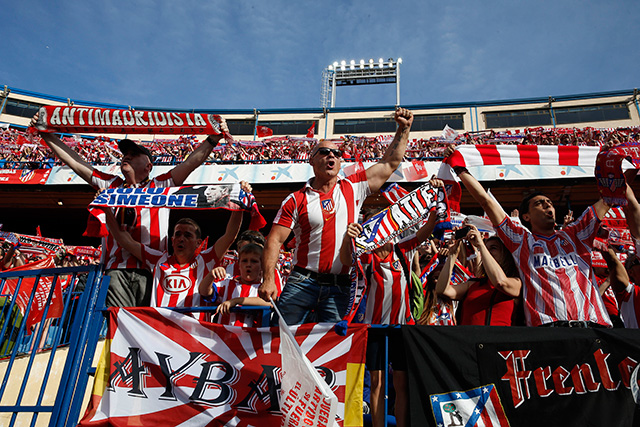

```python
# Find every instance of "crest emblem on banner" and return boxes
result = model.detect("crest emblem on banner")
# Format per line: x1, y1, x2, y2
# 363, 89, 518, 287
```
430, 384, 510, 427
20, 170, 35, 183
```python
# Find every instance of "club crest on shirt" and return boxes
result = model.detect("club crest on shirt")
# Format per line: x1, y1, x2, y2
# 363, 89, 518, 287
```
321, 199, 335, 214
163, 273, 192, 294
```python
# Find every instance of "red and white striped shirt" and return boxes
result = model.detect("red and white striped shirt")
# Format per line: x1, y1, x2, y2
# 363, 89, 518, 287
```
215, 273, 282, 327
617, 284, 640, 328
91, 170, 174, 270
274, 171, 370, 274
496, 207, 611, 327
360, 236, 418, 325
141, 244, 220, 321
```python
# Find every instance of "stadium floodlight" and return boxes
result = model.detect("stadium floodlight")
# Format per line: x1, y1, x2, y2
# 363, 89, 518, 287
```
321, 57, 403, 108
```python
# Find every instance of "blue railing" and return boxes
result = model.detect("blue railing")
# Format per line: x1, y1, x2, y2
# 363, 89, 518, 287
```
0, 265, 108, 427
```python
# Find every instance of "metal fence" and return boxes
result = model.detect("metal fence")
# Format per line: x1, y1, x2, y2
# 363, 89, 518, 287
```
0, 265, 109, 427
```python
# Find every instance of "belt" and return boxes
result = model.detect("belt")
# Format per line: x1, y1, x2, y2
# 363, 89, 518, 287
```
293, 266, 351, 287
540, 320, 606, 328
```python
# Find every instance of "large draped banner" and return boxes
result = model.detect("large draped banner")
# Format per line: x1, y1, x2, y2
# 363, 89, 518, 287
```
403, 325, 640, 426
79, 308, 367, 427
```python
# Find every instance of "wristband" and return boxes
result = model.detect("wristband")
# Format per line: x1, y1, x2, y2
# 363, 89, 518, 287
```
453, 166, 468, 175
205, 135, 218, 147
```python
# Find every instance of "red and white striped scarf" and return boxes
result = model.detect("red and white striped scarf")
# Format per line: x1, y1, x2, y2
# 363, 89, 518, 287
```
445, 144, 599, 168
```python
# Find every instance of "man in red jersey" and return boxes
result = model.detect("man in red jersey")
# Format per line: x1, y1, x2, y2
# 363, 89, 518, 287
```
443, 145, 618, 327
31, 113, 228, 307
259, 108, 414, 324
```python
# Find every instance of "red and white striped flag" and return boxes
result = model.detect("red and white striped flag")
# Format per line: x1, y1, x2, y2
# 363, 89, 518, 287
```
445, 144, 599, 168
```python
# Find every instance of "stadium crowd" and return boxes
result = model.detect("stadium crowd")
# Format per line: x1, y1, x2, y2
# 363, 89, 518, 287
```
2, 123, 639, 168
1, 109, 640, 427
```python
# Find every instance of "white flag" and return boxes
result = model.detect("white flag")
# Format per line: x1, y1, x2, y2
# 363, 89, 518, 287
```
273, 300, 339, 427
442, 124, 459, 142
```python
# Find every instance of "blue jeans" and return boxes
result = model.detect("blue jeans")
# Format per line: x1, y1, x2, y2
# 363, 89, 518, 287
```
275, 270, 350, 325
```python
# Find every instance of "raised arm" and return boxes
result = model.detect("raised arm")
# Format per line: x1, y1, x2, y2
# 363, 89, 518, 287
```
259, 224, 291, 301
212, 181, 250, 260
623, 171, 640, 239
435, 240, 470, 300
443, 146, 507, 227
170, 119, 229, 185
600, 248, 629, 294
592, 199, 614, 221
466, 226, 521, 297
31, 113, 95, 183
365, 108, 414, 192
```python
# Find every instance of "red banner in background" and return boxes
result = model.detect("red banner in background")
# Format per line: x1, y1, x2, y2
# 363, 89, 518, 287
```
0, 169, 51, 185
1, 256, 64, 329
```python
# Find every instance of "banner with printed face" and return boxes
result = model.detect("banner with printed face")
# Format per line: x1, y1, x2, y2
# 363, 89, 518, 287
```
90, 184, 248, 210
88, 183, 266, 230
79, 308, 367, 427
403, 325, 640, 427
33, 106, 233, 142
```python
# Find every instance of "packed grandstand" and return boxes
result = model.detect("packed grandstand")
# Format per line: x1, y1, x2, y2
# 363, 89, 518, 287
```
1, 85, 640, 427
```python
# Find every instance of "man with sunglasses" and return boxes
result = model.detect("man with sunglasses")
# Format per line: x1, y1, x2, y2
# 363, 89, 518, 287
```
259, 108, 414, 324
31, 113, 229, 308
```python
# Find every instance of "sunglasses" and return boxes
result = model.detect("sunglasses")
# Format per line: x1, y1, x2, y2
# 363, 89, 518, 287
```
314, 147, 342, 157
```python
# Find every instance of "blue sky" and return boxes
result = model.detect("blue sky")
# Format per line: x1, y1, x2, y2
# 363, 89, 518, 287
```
2, 0, 639, 110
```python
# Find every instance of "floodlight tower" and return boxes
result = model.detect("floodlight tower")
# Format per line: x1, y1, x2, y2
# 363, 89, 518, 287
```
320, 58, 402, 108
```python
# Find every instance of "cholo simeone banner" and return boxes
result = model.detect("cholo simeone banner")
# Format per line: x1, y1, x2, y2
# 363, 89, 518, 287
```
79, 308, 367, 427
403, 325, 640, 426
34, 105, 233, 142
89, 183, 253, 211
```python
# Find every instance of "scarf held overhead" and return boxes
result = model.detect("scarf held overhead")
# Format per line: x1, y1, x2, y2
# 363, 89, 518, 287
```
343, 183, 450, 324
595, 141, 640, 207
33, 106, 233, 143
86, 183, 266, 235
445, 144, 600, 168
353, 182, 450, 257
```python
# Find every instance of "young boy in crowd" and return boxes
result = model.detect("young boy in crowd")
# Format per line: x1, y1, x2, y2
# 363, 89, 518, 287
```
200, 243, 280, 326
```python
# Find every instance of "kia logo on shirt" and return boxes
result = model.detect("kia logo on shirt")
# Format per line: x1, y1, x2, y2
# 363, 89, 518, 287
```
163, 274, 192, 294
